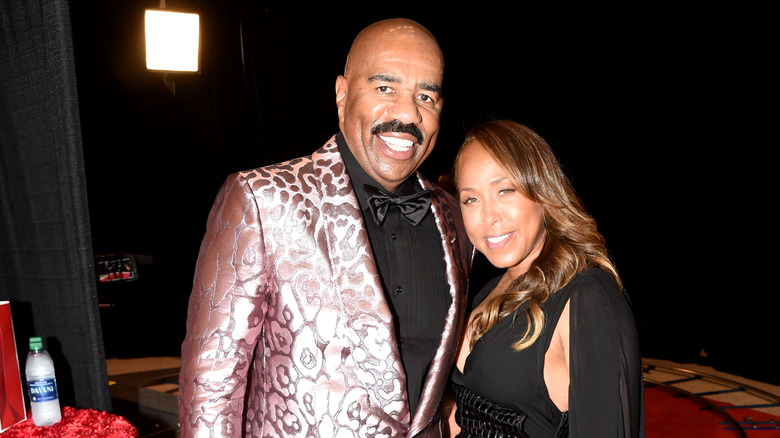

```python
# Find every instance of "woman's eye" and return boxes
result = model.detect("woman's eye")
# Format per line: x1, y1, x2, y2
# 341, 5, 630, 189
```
461, 197, 476, 205
498, 188, 515, 196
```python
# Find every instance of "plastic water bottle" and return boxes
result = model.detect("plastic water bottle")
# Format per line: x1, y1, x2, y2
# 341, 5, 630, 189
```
25, 336, 62, 426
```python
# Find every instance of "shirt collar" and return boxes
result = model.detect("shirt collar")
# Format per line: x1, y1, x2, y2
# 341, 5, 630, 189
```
337, 132, 420, 211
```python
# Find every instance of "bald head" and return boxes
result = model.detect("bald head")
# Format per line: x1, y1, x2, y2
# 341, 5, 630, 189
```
344, 18, 443, 76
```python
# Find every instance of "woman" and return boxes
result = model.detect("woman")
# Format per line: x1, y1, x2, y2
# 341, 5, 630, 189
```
448, 120, 644, 437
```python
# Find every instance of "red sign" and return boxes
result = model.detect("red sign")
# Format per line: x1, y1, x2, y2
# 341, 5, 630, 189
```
0, 301, 27, 432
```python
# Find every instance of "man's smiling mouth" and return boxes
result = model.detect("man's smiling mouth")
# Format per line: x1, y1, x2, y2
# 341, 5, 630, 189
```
379, 135, 414, 151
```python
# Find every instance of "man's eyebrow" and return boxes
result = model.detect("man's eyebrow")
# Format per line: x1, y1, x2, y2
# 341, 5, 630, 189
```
369, 74, 400, 83
419, 82, 441, 94
368, 74, 441, 94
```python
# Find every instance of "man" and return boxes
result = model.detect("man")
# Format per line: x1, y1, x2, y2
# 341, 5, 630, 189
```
177, 18, 473, 437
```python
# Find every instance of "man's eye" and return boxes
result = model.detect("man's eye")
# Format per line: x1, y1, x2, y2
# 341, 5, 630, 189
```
418, 93, 440, 105
377, 86, 393, 94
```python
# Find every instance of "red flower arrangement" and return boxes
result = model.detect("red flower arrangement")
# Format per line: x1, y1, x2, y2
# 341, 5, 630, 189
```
0, 406, 138, 438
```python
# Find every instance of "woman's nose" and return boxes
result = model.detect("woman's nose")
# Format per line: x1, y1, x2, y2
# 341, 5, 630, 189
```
482, 200, 501, 226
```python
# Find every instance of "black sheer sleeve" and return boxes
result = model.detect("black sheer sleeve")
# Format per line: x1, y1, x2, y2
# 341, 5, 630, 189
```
568, 269, 645, 437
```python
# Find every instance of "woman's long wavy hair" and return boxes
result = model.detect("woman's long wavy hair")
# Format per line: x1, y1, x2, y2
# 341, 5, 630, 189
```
454, 119, 621, 351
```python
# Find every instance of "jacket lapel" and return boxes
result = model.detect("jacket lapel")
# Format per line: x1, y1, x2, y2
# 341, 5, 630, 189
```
312, 137, 412, 425
410, 175, 472, 435
311, 139, 472, 434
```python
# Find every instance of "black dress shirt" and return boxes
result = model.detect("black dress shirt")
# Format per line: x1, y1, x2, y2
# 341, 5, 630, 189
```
337, 133, 449, 417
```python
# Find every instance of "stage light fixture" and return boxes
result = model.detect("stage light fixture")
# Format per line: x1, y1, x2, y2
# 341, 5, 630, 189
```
145, 10, 199, 72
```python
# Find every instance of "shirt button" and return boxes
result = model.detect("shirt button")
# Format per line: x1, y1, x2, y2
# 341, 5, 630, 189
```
396, 286, 403, 294
399, 337, 405, 344
391, 232, 398, 240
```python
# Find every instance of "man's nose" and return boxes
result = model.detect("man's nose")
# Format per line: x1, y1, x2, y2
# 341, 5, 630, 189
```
387, 96, 423, 126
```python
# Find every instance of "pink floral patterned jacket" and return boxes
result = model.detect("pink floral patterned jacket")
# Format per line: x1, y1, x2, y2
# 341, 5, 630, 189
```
178, 135, 473, 437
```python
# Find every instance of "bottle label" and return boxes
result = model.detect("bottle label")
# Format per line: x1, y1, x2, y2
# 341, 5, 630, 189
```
28, 377, 59, 402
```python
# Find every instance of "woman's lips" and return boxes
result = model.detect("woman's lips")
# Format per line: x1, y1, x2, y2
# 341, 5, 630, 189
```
486, 232, 512, 250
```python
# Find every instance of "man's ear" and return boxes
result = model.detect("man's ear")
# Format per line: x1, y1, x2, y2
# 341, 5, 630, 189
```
335, 75, 347, 121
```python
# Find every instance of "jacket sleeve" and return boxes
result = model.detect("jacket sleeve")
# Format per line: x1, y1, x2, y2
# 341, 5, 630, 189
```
177, 173, 270, 438
568, 271, 645, 438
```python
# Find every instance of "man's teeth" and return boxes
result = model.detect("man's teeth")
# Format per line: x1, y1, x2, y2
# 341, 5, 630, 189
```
487, 234, 509, 244
379, 135, 413, 151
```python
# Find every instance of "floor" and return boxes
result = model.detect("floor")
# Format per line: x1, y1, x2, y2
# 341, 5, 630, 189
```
106, 356, 780, 438
106, 356, 180, 438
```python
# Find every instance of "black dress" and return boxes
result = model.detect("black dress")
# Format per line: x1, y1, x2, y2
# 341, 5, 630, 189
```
452, 267, 645, 437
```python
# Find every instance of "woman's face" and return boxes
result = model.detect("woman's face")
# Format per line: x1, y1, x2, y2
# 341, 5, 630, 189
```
456, 140, 547, 278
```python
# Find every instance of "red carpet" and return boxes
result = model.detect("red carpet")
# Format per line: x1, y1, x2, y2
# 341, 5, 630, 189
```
645, 385, 780, 437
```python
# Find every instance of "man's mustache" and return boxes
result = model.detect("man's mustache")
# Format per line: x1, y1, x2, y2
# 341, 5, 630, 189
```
371, 120, 423, 145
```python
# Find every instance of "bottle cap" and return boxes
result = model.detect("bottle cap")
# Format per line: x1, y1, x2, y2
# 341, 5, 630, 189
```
29, 336, 43, 350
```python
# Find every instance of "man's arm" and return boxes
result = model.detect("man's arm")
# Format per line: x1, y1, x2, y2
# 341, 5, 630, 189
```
178, 173, 270, 438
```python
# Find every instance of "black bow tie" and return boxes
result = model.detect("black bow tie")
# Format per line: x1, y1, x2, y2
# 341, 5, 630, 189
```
364, 184, 433, 226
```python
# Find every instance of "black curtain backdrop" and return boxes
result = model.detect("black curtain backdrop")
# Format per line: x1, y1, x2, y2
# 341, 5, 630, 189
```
0, 0, 111, 413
